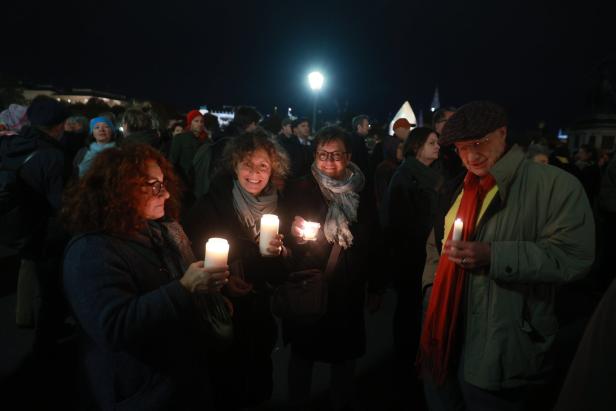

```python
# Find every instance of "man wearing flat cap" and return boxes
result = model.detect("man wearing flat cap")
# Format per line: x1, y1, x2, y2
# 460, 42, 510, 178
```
417, 101, 594, 409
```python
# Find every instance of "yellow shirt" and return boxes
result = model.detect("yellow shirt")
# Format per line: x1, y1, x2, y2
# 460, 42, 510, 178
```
442, 186, 499, 250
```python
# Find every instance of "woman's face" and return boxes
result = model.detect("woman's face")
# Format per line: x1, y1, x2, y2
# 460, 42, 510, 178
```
417, 132, 440, 164
235, 148, 273, 196
139, 160, 170, 220
190, 115, 205, 134
315, 139, 350, 180
93, 122, 113, 144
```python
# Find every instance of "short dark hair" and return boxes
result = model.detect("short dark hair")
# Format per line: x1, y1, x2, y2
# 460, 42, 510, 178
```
281, 117, 293, 127
432, 106, 457, 128
313, 126, 351, 153
234, 106, 262, 130
402, 127, 436, 158
351, 115, 369, 131
292, 118, 309, 129
123, 108, 152, 133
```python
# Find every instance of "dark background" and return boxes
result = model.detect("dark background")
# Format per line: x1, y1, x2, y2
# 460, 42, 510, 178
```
3, 0, 615, 131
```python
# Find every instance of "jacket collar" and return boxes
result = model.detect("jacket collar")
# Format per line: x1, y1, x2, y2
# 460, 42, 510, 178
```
489, 144, 525, 204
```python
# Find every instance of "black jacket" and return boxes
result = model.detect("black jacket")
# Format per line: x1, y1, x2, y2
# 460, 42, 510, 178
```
279, 175, 382, 362
184, 174, 284, 407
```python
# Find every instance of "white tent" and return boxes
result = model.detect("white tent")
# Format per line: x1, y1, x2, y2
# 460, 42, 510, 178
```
388, 101, 417, 135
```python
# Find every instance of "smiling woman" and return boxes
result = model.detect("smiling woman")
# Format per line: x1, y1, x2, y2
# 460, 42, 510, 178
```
183, 127, 291, 409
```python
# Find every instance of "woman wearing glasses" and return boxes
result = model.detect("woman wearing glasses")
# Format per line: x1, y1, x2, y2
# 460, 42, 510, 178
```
282, 126, 384, 410
62, 144, 229, 411
184, 128, 290, 409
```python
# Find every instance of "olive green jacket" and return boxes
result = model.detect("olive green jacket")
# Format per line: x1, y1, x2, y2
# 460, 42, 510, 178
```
422, 145, 595, 390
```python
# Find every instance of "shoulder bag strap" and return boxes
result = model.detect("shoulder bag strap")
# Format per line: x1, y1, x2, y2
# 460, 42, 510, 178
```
323, 243, 341, 278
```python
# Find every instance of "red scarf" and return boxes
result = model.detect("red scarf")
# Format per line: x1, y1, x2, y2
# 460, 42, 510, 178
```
417, 171, 496, 384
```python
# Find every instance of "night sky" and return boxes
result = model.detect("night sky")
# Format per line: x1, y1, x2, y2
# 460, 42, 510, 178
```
4, 0, 615, 131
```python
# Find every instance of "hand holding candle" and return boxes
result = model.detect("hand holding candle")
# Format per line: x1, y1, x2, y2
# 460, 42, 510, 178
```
300, 221, 320, 241
452, 218, 463, 241
259, 214, 279, 256
204, 238, 229, 271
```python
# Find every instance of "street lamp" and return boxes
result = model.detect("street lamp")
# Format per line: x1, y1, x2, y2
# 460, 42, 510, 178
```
308, 71, 324, 133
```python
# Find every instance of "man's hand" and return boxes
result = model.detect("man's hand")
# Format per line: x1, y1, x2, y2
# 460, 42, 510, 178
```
444, 240, 491, 271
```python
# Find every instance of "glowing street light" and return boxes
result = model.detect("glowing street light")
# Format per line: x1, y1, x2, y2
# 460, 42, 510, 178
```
308, 71, 324, 132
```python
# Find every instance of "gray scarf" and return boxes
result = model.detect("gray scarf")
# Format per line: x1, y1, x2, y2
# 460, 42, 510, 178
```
311, 161, 365, 249
232, 179, 278, 240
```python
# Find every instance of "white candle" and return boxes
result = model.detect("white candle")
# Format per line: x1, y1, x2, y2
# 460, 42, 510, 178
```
452, 218, 463, 241
204, 238, 229, 270
301, 221, 320, 241
259, 214, 279, 256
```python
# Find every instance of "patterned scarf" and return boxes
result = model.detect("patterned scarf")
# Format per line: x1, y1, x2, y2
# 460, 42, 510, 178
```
417, 171, 496, 384
231, 179, 278, 240
311, 161, 365, 249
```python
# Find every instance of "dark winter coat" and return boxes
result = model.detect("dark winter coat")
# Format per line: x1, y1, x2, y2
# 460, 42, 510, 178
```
380, 156, 441, 288
276, 135, 313, 181
62, 225, 214, 411
184, 174, 285, 408
279, 174, 382, 362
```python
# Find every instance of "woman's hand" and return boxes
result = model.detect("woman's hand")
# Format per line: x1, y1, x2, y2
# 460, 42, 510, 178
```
267, 233, 285, 256
291, 216, 307, 244
180, 261, 230, 293
225, 275, 253, 297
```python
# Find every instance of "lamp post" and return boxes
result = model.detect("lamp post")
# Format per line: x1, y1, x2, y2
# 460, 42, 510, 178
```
308, 71, 324, 133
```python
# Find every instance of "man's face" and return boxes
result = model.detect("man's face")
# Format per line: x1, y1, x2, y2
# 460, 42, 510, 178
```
357, 119, 370, 136
393, 127, 411, 141
281, 124, 292, 136
454, 126, 507, 177
294, 121, 310, 139
435, 110, 455, 135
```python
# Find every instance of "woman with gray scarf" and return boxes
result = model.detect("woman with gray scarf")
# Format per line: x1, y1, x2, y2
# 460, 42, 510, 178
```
184, 128, 290, 410
281, 126, 385, 411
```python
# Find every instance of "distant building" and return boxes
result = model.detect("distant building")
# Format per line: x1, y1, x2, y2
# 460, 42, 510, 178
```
567, 64, 616, 152
22, 84, 128, 107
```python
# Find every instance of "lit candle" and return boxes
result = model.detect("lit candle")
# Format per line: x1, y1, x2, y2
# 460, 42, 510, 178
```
452, 218, 463, 241
259, 214, 279, 256
301, 221, 320, 241
204, 238, 229, 270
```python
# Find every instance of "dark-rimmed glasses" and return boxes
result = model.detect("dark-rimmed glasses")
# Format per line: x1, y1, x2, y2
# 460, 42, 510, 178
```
316, 151, 347, 162
145, 180, 166, 197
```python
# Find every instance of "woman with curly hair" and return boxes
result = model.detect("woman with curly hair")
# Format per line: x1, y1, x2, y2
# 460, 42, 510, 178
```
62, 143, 230, 411
184, 128, 290, 409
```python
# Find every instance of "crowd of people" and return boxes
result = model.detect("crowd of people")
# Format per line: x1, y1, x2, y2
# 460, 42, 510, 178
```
1, 95, 614, 410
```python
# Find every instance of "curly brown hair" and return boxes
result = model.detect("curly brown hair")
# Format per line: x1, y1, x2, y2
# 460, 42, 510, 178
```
62, 144, 182, 235
221, 127, 290, 180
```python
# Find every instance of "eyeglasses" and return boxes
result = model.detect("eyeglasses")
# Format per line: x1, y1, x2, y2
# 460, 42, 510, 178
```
146, 180, 167, 197
316, 151, 347, 162
454, 136, 491, 154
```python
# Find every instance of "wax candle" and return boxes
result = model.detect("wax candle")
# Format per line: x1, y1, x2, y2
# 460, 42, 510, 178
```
452, 218, 463, 241
301, 221, 320, 241
204, 238, 229, 270
259, 214, 279, 256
